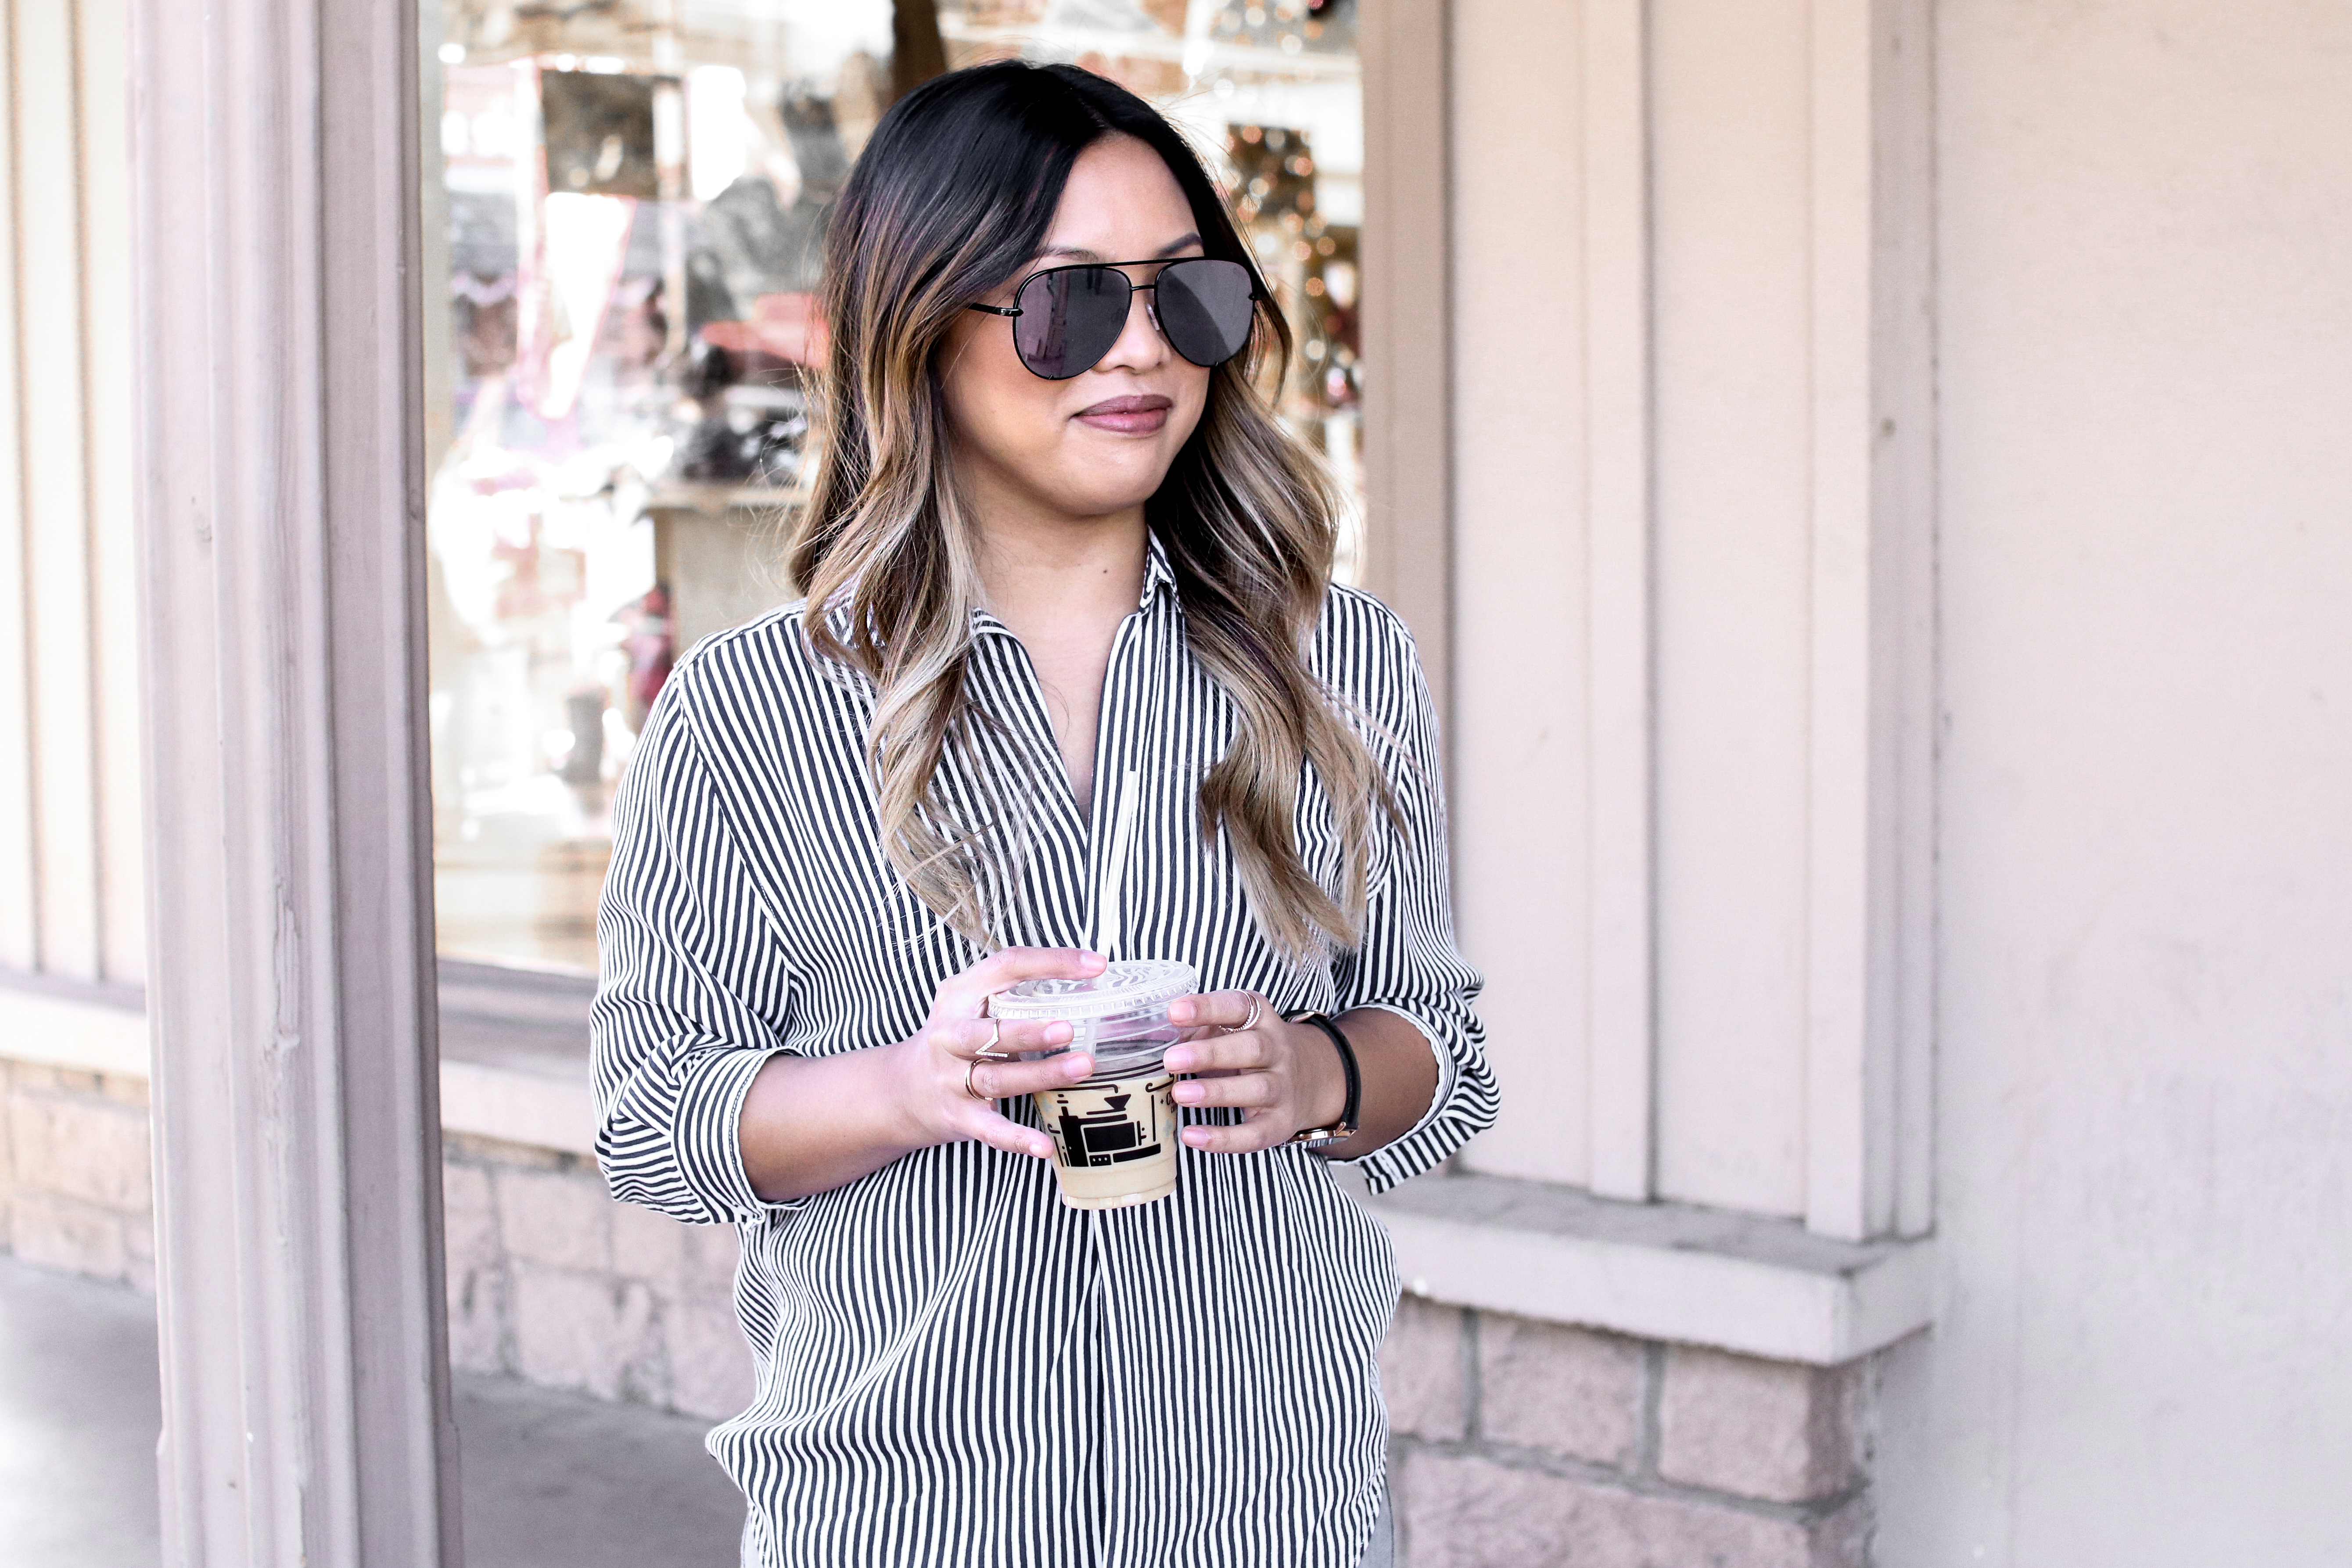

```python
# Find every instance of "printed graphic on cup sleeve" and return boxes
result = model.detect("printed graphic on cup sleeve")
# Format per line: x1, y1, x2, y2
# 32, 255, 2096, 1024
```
1035, 1071, 1180, 1209
1041, 1074, 1176, 1168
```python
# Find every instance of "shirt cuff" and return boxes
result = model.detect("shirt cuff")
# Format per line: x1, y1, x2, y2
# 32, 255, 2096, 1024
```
674, 1044, 808, 1222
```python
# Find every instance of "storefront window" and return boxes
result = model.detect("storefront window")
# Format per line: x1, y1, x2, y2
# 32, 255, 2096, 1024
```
422, 0, 1362, 972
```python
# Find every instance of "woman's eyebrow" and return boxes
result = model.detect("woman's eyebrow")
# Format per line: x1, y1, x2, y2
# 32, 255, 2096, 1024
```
1033, 233, 1206, 264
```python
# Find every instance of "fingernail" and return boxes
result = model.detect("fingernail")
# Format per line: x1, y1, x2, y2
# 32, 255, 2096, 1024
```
1174, 1083, 1203, 1104
1165, 1049, 1190, 1072
1063, 1055, 1091, 1077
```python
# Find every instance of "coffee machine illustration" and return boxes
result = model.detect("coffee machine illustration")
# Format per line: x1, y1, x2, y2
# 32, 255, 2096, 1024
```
1043, 1077, 1173, 1168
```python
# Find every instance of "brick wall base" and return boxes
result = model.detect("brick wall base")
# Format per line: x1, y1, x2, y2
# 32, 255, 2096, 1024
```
0, 1059, 156, 1291
1381, 1298, 1875, 1567
0, 1058, 754, 1423
4, 1055, 1883, 1563
442, 1131, 754, 1421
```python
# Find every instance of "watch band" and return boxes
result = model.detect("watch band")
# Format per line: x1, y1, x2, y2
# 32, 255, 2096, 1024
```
1284, 1011, 1361, 1148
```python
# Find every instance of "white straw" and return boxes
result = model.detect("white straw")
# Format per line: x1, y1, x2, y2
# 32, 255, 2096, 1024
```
1093, 768, 1142, 959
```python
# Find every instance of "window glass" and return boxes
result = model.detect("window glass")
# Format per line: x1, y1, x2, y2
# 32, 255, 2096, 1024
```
423, 1, 1362, 972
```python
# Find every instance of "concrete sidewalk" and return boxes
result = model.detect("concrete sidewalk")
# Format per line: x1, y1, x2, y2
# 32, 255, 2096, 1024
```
0, 1255, 746, 1568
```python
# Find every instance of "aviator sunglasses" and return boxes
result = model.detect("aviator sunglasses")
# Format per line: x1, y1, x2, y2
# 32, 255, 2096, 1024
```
968, 257, 1257, 380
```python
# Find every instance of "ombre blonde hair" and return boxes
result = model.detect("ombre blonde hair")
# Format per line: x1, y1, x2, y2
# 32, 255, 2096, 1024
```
787, 61, 1398, 960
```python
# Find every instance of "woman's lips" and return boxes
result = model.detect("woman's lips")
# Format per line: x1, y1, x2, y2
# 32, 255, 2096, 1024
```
1073, 394, 1172, 435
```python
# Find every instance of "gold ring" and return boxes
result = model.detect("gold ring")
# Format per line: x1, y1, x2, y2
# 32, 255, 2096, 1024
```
1238, 997, 1263, 1032
966, 1055, 990, 1100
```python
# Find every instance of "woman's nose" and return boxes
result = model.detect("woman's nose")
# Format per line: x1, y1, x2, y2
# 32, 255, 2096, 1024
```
1095, 280, 1169, 373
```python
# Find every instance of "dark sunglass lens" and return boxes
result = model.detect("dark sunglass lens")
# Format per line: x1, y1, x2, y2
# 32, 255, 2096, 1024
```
1153, 259, 1254, 368
1015, 266, 1131, 380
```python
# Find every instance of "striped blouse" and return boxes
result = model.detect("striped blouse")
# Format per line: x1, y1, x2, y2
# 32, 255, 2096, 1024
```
591, 536, 1497, 1568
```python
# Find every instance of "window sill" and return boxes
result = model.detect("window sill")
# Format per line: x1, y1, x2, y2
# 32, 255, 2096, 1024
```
435, 959, 597, 1154
0, 971, 147, 1074
1, 962, 598, 1158
1336, 1166, 1935, 1366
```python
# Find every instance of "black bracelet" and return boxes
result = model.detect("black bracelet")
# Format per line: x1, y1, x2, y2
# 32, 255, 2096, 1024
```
1285, 1011, 1361, 1143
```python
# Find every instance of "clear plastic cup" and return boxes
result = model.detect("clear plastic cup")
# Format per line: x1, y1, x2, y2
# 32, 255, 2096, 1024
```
988, 958, 1198, 1210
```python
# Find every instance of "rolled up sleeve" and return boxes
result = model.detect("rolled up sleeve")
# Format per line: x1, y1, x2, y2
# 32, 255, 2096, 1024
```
1327, 607, 1498, 1193
591, 664, 797, 1224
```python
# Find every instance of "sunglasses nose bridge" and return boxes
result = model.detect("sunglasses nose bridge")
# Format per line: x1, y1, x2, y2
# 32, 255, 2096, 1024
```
1099, 271, 1170, 366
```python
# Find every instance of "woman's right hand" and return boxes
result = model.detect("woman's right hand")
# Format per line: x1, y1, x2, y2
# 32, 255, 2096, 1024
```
887, 946, 1107, 1161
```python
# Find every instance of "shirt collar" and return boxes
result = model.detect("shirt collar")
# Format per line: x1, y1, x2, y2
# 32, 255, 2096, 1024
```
972, 529, 1177, 639
1138, 529, 1178, 610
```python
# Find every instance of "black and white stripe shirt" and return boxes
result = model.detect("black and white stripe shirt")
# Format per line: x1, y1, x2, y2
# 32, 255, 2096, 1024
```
592, 536, 1497, 1568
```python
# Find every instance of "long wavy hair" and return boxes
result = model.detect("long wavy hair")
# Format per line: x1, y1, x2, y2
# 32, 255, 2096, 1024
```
788, 60, 1397, 959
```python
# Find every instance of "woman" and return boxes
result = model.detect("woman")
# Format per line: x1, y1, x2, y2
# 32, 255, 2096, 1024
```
592, 60, 1496, 1568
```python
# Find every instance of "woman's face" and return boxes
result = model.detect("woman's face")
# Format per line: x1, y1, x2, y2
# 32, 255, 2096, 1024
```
940, 133, 1214, 529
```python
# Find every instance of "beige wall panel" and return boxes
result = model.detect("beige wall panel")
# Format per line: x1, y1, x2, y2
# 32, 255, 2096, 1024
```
1648, 0, 1812, 1215
1802, 0, 1938, 1243
1576, 0, 1659, 1202
79, 0, 142, 986
0, 0, 40, 968
1447, 0, 1592, 1184
1874, 0, 2352, 1558
11, 0, 102, 981
1358, 0, 1456, 694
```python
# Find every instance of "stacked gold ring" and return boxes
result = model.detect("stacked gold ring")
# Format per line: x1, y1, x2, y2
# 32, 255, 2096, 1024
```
966, 1019, 1006, 1099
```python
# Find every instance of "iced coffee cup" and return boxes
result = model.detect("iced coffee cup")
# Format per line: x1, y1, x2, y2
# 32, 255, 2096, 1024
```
988, 959, 1197, 1210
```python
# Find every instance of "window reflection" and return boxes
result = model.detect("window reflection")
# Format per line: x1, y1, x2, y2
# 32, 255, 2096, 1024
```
426, 4, 892, 969
423, 0, 1362, 972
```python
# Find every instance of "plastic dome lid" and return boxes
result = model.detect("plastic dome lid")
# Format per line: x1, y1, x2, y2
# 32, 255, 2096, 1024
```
987, 958, 1199, 1022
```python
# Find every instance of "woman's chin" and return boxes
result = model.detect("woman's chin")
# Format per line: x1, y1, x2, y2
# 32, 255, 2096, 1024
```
1042, 487, 1165, 524
1028, 465, 1176, 522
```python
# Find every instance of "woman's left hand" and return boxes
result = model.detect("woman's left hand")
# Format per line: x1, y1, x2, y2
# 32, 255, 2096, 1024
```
1163, 991, 1349, 1153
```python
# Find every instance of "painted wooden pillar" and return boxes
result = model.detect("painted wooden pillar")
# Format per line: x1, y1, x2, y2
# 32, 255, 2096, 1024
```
127, 0, 462, 1560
